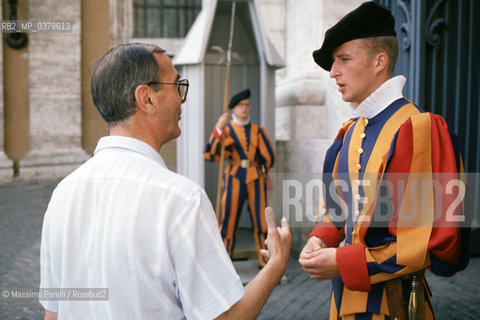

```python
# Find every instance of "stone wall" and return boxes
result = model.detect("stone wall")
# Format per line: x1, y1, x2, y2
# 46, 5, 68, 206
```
19, 0, 89, 179
0, 0, 359, 196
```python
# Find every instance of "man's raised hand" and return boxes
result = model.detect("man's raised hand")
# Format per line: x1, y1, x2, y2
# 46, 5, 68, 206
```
260, 207, 291, 268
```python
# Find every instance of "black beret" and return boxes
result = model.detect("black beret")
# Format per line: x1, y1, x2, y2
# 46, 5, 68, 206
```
229, 88, 251, 109
312, 1, 396, 71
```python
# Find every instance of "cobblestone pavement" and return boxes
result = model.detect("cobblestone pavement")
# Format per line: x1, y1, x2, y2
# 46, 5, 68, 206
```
0, 179, 479, 319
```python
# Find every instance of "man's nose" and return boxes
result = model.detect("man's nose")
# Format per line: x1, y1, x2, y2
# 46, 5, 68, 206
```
329, 63, 339, 79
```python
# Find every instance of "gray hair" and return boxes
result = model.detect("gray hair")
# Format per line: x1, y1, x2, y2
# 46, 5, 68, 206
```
90, 43, 166, 125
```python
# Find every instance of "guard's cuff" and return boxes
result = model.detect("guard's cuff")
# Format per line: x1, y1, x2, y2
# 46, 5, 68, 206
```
336, 243, 371, 291
309, 222, 341, 248
212, 127, 223, 139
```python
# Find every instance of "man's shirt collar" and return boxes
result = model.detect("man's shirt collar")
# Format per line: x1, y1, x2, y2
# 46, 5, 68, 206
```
94, 135, 167, 167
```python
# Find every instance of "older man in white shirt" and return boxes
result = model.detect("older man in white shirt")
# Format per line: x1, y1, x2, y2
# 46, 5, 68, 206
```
40, 43, 291, 320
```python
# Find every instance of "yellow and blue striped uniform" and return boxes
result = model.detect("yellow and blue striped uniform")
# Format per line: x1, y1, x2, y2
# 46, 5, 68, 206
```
204, 120, 275, 267
312, 98, 469, 319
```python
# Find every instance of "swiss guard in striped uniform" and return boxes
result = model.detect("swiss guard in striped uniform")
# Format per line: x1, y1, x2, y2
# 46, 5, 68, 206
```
298, 2, 469, 320
204, 88, 276, 268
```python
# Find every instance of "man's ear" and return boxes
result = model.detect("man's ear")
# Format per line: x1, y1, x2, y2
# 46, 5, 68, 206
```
374, 52, 388, 75
134, 85, 156, 114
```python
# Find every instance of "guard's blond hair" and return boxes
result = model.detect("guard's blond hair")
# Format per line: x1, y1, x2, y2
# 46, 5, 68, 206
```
361, 36, 399, 77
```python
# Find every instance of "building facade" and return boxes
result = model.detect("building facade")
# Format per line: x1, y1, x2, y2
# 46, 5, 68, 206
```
1, 0, 478, 252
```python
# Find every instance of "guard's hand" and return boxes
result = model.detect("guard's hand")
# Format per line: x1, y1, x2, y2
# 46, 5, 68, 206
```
216, 113, 229, 131
298, 247, 339, 281
299, 236, 325, 259
260, 207, 291, 269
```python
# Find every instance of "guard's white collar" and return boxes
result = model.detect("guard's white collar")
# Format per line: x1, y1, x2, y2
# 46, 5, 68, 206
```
350, 75, 406, 119
232, 114, 250, 126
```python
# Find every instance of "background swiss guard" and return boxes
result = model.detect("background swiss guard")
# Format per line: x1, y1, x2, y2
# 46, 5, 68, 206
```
204, 88, 275, 268
298, 2, 469, 320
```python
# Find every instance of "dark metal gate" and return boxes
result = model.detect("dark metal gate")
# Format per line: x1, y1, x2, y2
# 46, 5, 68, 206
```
375, 0, 480, 247
376, 0, 479, 172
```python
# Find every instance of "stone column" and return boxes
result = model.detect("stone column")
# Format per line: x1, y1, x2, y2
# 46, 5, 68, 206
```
0, 2, 14, 182
20, 0, 89, 179
274, 0, 362, 254
109, 0, 131, 46
257, 0, 286, 60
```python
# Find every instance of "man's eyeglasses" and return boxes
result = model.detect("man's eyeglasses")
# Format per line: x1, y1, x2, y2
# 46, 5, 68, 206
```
147, 79, 189, 103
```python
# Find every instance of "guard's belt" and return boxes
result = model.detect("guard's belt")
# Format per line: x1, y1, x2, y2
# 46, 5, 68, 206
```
229, 159, 258, 168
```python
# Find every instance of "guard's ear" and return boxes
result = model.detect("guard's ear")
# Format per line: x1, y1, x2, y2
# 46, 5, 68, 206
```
134, 84, 155, 114
374, 52, 388, 75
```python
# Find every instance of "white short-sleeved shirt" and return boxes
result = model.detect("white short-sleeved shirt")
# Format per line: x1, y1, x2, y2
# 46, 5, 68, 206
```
40, 136, 244, 319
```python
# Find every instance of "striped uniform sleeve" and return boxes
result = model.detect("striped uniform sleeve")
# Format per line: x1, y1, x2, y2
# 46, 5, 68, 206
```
203, 126, 233, 162
257, 126, 275, 169
310, 221, 343, 248
336, 113, 468, 292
